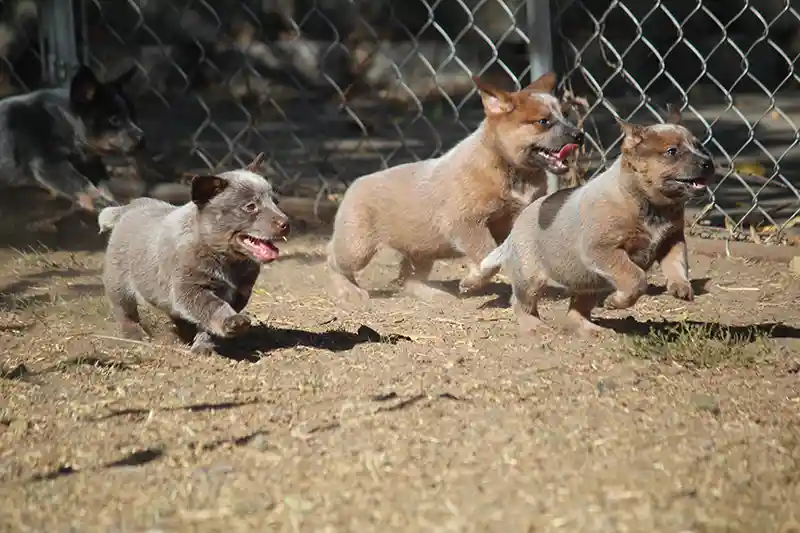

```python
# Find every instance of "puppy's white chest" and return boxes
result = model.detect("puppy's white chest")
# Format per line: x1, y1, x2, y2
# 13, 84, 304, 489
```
647, 222, 673, 248
508, 182, 544, 207
629, 222, 673, 268
212, 269, 239, 300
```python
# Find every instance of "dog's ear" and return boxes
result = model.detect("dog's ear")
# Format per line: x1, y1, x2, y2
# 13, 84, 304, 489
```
69, 65, 102, 107
473, 76, 514, 116
110, 65, 138, 88
616, 118, 645, 151
247, 152, 266, 173
524, 71, 557, 94
191, 175, 229, 206
665, 103, 682, 125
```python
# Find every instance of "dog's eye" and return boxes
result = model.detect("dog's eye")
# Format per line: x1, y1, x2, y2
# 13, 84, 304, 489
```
109, 116, 122, 127
272, 196, 280, 206
243, 202, 258, 213
537, 118, 550, 126
665, 147, 679, 157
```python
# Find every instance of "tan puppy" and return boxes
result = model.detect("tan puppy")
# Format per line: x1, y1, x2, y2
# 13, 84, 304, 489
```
476, 109, 715, 334
327, 73, 585, 302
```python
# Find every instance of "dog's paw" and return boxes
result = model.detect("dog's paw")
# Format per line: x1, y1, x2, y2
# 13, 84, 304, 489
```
667, 281, 694, 302
190, 332, 216, 355
459, 268, 494, 295
575, 320, 609, 339
331, 276, 370, 304
605, 290, 639, 310
458, 279, 476, 294
221, 313, 252, 337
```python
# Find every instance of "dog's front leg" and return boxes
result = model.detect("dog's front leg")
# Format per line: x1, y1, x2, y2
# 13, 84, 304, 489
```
454, 224, 501, 293
231, 265, 260, 313
656, 230, 693, 301
588, 247, 648, 309
30, 157, 117, 211
173, 284, 252, 339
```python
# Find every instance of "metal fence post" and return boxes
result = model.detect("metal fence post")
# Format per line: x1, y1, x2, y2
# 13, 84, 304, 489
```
526, 0, 558, 194
39, 0, 80, 86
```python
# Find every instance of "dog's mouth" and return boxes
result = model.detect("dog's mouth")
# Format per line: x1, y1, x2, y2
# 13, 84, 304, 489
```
531, 143, 579, 174
671, 176, 709, 192
237, 234, 280, 262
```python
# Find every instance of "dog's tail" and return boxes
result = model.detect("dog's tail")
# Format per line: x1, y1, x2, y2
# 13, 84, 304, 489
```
478, 237, 511, 279
97, 206, 126, 234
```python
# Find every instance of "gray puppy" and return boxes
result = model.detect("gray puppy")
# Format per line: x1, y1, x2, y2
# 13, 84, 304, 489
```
99, 153, 290, 354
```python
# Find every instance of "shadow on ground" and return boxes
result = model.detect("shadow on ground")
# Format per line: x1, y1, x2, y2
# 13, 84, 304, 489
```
177, 323, 413, 362
598, 317, 800, 341
28, 448, 166, 483
0, 269, 103, 311
476, 278, 712, 309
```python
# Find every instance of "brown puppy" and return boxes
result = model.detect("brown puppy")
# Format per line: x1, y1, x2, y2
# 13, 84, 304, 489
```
476, 109, 715, 334
327, 73, 585, 302
99, 153, 290, 354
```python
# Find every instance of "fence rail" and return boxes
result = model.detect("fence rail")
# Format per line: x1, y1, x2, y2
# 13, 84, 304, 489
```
1, 0, 798, 242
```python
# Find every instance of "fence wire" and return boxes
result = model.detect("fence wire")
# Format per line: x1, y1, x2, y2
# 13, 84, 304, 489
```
554, 0, 800, 241
1, 0, 798, 242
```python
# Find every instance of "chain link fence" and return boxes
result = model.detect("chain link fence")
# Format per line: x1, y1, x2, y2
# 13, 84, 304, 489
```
554, 0, 800, 243
1, 0, 798, 242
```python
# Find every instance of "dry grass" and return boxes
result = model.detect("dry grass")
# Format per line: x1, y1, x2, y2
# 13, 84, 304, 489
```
1, 233, 799, 533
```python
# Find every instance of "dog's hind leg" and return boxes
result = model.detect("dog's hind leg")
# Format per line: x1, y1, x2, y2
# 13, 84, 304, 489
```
511, 277, 548, 335
454, 224, 502, 294
460, 237, 510, 295
326, 238, 374, 303
400, 257, 453, 302
565, 292, 606, 337
106, 286, 149, 341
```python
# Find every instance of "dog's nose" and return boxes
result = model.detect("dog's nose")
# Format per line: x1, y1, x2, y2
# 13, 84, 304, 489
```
573, 130, 585, 145
700, 158, 715, 174
274, 217, 290, 237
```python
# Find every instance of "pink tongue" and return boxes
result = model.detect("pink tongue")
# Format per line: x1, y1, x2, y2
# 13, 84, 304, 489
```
556, 143, 578, 161
253, 241, 279, 262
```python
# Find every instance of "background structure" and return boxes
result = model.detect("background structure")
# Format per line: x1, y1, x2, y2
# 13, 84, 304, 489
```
1, 0, 798, 241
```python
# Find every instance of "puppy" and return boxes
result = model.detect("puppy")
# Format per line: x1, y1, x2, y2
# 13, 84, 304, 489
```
476, 109, 715, 334
0, 64, 143, 213
327, 72, 584, 302
99, 153, 290, 355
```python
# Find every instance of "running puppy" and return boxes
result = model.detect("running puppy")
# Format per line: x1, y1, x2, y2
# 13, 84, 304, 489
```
99, 153, 290, 354
477, 108, 715, 334
327, 72, 584, 302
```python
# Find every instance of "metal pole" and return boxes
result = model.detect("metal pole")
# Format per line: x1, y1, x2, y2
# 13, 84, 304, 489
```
39, 0, 80, 86
526, 0, 558, 194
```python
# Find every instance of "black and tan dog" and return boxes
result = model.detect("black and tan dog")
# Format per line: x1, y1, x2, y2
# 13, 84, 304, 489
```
326, 72, 585, 303
476, 108, 715, 335
0, 65, 143, 213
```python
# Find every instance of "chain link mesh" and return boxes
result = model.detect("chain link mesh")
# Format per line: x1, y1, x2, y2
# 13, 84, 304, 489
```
1, 0, 798, 241
554, 0, 800, 241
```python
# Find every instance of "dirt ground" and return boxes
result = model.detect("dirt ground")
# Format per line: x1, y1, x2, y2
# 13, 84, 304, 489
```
1, 214, 799, 533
